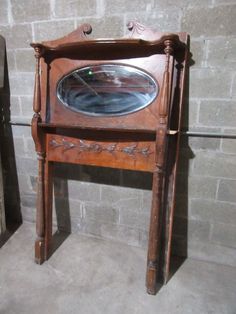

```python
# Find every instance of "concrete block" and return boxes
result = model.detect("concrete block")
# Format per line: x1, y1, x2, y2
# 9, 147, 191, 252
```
21, 193, 36, 208
181, 4, 236, 37
66, 199, 83, 219
173, 219, 211, 251
221, 138, 236, 154
67, 181, 100, 202
142, 190, 152, 212
77, 16, 124, 38
30, 176, 37, 192
33, 20, 74, 42
207, 38, 236, 68
188, 136, 220, 151
231, 75, 236, 98
0, 24, 32, 49
0, 0, 9, 25
139, 230, 148, 248
190, 40, 207, 67
84, 201, 119, 224
20, 95, 33, 118
154, 0, 212, 8
214, 0, 236, 5
181, 99, 199, 129
78, 219, 141, 247
10, 96, 21, 117
105, 0, 148, 14
121, 170, 152, 190
15, 157, 37, 176
6, 49, 16, 71
101, 185, 141, 204
119, 208, 150, 230
11, 0, 50, 23
69, 217, 84, 234
221, 131, 236, 154
25, 138, 36, 158
190, 69, 232, 98
9, 72, 34, 96
126, 9, 181, 33
191, 199, 236, 225
199, 100, 236, 128
80, 165, 121, 186
76, 218, 103, 236
193, 151, 236, 179
181, 127, 221, 151
15, 49, 35, 72
218, 179, 236, 203
176, 174, 218, 199
18, 174, 32, 195
11, 125, 31, 137
100, 223, 140, 247
54, 0, 97, 18
13, 137, 25, 156
53, 197, 82, 232
211, 222, 236, 248
115, 197, 142, 212
21, 205, 36, 222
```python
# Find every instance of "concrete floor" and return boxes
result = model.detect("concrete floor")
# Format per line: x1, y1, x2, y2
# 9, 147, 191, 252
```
0, 223, 235, 314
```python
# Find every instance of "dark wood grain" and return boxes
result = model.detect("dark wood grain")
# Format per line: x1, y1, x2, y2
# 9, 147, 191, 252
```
31, 21, 189, 294
46, 134, 155, 172
31, 114, 46, 264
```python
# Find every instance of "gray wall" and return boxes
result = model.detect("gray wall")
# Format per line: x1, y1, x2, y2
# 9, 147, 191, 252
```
0, 0, 236, 266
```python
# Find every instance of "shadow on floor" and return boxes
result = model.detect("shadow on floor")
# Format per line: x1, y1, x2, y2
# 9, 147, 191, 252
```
0, 35, 22, 247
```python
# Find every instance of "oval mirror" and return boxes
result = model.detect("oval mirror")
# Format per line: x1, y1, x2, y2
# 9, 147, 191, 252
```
57, 64, 158, 116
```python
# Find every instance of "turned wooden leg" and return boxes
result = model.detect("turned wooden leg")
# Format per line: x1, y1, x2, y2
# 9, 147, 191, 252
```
146, 169, 163, 295
35, 152, 46, 264
44, 160, 53, 260
146, 39, 173, 294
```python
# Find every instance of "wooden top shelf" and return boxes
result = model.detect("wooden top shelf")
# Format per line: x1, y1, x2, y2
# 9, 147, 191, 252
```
30, 34, 187, 59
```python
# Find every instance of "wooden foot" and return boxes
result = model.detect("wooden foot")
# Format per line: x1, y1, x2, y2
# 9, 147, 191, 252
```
146, 261, 158, 295
35, 239, 45, 264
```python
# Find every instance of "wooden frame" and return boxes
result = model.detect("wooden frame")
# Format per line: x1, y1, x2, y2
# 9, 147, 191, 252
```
31, 21, 189, 295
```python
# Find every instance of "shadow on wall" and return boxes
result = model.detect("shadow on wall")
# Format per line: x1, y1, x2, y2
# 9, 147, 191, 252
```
49, 164, 153, 258
0, 35, 22, 248
170, 44, 195, 278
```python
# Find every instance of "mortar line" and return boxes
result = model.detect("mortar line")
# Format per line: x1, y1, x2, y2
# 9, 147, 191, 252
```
7, 0, 13, 26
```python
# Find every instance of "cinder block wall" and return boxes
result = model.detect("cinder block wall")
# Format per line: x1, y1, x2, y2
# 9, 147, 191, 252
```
0, 0, 236, 266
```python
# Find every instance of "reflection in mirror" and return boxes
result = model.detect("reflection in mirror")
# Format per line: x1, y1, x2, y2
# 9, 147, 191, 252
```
57, 64, 158, 116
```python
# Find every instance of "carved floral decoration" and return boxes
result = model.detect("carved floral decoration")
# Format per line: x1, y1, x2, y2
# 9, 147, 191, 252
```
49, 138, 153, 157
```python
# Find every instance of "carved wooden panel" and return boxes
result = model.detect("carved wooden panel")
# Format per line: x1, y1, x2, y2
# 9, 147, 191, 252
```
47, 134, 155, 172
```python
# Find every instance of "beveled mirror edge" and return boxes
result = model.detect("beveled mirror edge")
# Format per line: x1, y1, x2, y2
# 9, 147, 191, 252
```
56, 63, 159, 117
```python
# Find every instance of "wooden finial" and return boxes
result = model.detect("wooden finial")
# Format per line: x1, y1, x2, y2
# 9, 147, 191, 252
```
159, 40, 174, 124
33, 46, 42, 114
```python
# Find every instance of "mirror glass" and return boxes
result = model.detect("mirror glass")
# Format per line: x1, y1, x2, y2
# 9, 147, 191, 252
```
57, 64, 158, 116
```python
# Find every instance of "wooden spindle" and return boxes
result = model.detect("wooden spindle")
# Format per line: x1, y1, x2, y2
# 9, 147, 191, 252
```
33, 46, 42, 114
146, 39, 173, 294
31, 111, 45, 264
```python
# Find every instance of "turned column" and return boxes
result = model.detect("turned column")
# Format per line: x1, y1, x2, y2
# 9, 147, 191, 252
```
146, 39, 173, 294
31, 46, 46, 264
